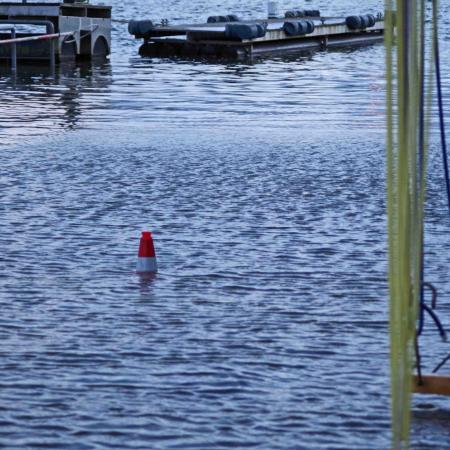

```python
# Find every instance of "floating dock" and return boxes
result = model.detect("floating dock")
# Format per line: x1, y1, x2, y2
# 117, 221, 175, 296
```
129, 12, 384, 60
0, 1, 111, 64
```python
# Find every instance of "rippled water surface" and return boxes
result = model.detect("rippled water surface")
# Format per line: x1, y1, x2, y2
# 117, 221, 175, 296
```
2, 1, 450, 449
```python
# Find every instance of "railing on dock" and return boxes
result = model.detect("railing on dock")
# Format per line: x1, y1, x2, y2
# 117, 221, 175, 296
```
0, 19, 73, 75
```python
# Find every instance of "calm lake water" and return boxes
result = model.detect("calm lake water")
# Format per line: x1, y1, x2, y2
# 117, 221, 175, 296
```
1, 1, 450, 448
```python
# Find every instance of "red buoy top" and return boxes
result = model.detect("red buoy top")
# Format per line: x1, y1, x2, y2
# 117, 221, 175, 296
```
138, 231, 156, 258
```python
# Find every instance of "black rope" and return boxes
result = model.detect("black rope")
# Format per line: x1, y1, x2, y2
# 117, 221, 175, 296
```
433, 354, 450, 373
416, 283, 446, 382
419, 0, 427, 320
422, 303, 447, 341
418, 282, 443, 337
433, 0, 450, 219
415, 2, 449, 380
415, 336, 424, 385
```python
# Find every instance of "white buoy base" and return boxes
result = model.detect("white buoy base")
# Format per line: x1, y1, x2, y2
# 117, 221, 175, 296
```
136, 257, 158, 273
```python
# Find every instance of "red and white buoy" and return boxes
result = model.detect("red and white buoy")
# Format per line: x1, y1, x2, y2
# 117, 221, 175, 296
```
136, 231, 158, 273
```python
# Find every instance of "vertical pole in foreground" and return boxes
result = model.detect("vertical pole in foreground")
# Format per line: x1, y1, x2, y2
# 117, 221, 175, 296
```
387, 0, 430, 448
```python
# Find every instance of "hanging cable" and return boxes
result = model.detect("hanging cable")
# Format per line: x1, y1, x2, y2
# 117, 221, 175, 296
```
433, 0, 450, 219
418, 0, 427, 333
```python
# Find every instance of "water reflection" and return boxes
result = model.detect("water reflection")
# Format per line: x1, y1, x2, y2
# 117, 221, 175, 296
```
412, 406, 450, 448
0, 60, 112, 147
137, 272, 158, 294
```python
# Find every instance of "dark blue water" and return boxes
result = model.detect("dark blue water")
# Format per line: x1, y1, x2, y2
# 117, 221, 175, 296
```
1, 1, 450, 448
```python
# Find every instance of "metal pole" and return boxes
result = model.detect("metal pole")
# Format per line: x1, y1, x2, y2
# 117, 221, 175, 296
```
45, 21, 56, 76
49, 34, 55, 75
11, 27, 16, 72
0, 26, 17, 72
